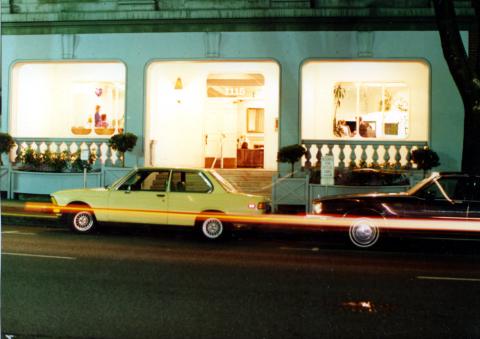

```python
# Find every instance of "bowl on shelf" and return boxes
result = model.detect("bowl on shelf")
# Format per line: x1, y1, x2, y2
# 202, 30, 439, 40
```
71, 127, 92, 135
94, 128, 115, 135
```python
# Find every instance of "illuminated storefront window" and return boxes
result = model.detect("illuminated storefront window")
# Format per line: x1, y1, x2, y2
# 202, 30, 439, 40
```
301, 60, 429, 142
146, 60, 279, 170
10, 61, 126, 138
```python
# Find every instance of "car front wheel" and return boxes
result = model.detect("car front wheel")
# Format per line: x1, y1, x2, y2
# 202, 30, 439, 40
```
348, 217, 380, 248
68, 206, 97, 233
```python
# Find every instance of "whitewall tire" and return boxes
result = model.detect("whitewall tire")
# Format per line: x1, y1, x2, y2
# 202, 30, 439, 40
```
348, 217, 380, 248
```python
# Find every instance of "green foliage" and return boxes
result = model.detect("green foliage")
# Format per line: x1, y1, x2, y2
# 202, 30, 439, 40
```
70, 150, 97, 172
17, 149, 97, 173
109, 132, 138, 153
277, 144, 307, 177
19, 149, 42, 169
108, 132, 138, 167
43, 150, 69, 172
18, 149, 69, 172
411, 147, 440, 178
411, 147, 440, 171
0, 133, 15, 166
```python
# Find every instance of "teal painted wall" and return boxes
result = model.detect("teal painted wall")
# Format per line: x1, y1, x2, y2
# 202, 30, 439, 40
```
1, 30, 465, 170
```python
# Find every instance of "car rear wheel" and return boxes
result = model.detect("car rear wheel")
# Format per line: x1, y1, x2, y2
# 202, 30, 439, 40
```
196, 215, 229, 240
348, 217, 380, 248
67, 205, 97, 233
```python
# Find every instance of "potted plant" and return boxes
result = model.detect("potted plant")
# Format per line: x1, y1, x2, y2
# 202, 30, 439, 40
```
277, 144, 307, 178
0, 132, 15, 166
108, 132, 138, 167
411, 147, 440, 177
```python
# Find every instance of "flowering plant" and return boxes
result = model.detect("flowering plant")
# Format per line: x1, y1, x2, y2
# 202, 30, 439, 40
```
17, 149, 97, 173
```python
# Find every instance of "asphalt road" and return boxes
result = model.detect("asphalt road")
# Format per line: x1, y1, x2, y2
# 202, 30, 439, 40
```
2, 222, 480, 339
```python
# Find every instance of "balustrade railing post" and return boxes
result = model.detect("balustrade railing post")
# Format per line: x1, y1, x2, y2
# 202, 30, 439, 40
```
372, 144, 379, 167
394, 145, 402, 169
383, 145, 391, 167
304, 144, 312, 169
338, 144, 345, 170
349, 144, 357, 168
315, 143, 322, 167
360, 144, 367, 166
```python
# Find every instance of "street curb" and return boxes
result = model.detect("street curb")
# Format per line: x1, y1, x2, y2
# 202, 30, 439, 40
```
2, 215, 63, 228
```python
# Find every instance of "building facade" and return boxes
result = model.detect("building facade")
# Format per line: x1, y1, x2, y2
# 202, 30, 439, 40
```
0, 0, 476, 198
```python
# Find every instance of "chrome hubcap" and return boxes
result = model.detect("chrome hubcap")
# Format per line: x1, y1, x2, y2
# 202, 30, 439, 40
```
74, 212, 93, 231
203, 218, 223, 239
350, 218, 379, 248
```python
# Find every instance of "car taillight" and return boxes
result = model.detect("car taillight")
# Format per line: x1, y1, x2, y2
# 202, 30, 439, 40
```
312, 202, 322, 214
248, 202, 267, 210
257, 202, 266, 210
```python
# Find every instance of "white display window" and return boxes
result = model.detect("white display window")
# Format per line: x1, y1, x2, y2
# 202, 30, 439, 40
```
301, 60, 429, 142
145, 60, 280, 170
10, 61, 126, 138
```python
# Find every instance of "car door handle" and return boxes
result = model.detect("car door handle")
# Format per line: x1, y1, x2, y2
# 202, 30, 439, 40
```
157, 194, 165, 198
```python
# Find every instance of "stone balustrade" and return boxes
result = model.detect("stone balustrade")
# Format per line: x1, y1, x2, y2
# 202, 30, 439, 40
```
10, 138, 121, 167
302, 139, 429, 169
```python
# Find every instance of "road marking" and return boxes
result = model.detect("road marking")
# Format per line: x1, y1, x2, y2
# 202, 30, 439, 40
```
279, 246, 320, 252
415, 236, 480, 242
3, 252, 76, 260
2, 231, 37, 235
417, 276, 480, 282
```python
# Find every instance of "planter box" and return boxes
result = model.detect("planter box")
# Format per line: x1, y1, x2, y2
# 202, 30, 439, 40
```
272, 175, 309, 212
10, 170, 102, 198
271, 174, 412, 213
0, 167, 9, 194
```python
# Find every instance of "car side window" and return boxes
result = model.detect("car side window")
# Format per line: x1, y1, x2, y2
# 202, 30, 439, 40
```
170, 171, 212, 193
141, 171, 170, 191
420, 177, 469, 201
118, 170, 170, 192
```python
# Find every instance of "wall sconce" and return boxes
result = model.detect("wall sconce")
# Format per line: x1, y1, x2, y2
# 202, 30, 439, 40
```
174, 77, 183, 104
174, 77, 183, 90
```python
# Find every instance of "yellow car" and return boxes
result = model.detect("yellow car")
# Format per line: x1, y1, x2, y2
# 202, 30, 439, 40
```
51, 167, 270, 240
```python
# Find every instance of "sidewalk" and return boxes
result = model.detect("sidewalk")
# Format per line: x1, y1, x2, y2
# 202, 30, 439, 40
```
1, 199, 61, 227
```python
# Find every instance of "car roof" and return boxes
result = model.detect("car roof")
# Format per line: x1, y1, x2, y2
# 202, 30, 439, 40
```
135, 167, 210, 172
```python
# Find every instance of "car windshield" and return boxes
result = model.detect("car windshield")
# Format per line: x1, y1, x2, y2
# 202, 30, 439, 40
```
107, 168, 138, 190
406, 173, 439, 195
210, 170, 238, 193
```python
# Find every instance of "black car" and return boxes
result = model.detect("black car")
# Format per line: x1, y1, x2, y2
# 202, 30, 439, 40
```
310, 167, 410, 186
311, 172, 480, 248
